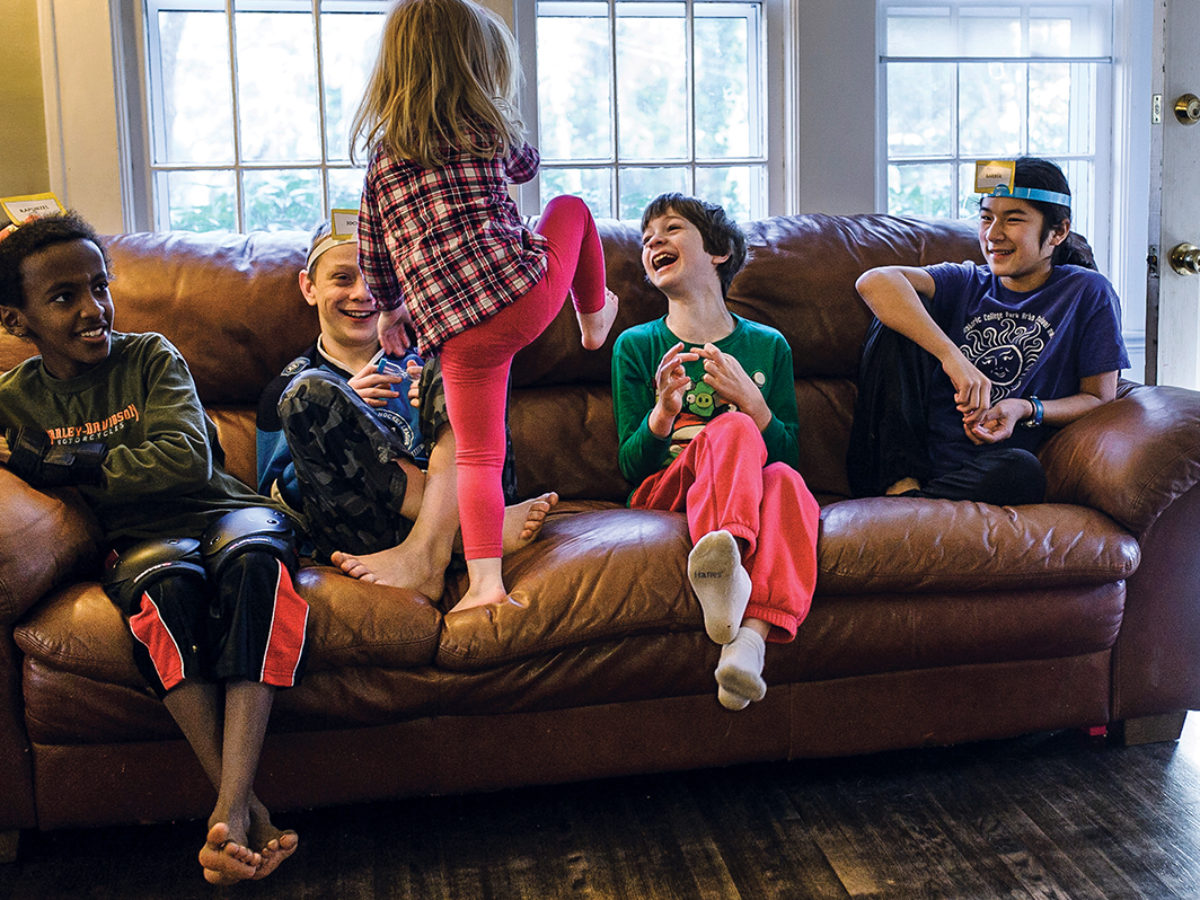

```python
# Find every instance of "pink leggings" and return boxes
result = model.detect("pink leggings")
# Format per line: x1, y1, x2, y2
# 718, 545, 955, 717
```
439, 195, 606, 559
628, 412, 820, 642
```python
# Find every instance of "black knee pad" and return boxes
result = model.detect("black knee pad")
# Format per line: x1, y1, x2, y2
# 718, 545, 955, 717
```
201, 507, 297, 579
102, 537, 205, 614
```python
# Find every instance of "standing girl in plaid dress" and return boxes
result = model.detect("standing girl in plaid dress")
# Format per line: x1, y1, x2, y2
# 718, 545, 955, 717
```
351, 0, 619, 612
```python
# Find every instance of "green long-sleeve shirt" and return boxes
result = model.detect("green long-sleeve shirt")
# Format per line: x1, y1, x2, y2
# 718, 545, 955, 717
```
611, 314, 801, 488
0, 331, 276, 544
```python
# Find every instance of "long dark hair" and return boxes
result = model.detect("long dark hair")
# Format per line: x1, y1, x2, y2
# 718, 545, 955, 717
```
1010, 157, 1095, 270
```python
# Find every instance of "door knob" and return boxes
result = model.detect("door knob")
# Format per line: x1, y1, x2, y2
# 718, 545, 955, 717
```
1168, 243, 1200, 275
1174, 93, 1200, 125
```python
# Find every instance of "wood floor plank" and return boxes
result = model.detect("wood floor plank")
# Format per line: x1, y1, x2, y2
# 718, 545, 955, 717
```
6, 722, 1200, 898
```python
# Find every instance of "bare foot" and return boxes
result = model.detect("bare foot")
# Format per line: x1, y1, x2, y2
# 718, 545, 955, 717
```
199, 822, 260, 885
248, 801, 298, 880
502, 491, 558, 553
252, 829, 298, 880
331, 492, 559, 599
331, 546, 447, 600
885, 476, 921, 496
578, 287, 619, 350
448, 585, 508, 613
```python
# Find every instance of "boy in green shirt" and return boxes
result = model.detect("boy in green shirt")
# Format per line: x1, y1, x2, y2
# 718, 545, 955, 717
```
612, 194, 820, 711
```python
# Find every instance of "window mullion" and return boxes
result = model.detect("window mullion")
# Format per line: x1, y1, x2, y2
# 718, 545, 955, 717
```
224, 0, 246, 230
609, 0, 620, 218
312, 0, 330, 217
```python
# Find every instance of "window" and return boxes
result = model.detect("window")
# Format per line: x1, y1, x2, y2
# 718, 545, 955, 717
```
879, 0, 1114, 268
519, 0, 781, 221
141, 0, 387, 232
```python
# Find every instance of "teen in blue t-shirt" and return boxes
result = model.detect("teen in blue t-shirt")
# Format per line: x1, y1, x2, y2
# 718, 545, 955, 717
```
850, 157, 1129, 505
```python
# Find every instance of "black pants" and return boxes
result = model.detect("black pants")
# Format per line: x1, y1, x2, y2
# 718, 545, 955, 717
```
847, 317, 1046, 506
278, 360, 517, 562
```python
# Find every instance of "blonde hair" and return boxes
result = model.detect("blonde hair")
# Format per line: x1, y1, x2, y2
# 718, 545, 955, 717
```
350, 0, 524, 168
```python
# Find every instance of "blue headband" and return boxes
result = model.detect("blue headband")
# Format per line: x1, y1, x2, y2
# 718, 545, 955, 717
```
985, 183, 1072, 208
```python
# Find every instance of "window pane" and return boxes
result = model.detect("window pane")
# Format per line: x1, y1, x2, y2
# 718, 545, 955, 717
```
328, 167, 366, 212
694, 166, 760, 223
694, 8, 752, 158
887, 163, 954, 217
619, 166, 689, 221
887, 63, 954, 158
958, 62, 1025, 158
321, 11, 386, 163
540, 167, 613, 219
960, 8, 1021, 56
886, 7, 954, 56
153, 11, 234, 164
1028, 62, 1072, 155
958, 161, 982, 219
243, 168, 323, 232
616, 3, 687, 160
234, 11, 320, 163
1031, 4, 1111, 56
160, 170, 236, 232
537, 4, 613, 161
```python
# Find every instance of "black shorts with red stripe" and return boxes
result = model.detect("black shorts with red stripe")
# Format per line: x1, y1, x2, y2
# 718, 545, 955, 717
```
116, 550, 309, 698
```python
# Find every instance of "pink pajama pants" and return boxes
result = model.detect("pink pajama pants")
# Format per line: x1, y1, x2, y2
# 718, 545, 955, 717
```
628, 412, 820, 642
439, 195, 606, 559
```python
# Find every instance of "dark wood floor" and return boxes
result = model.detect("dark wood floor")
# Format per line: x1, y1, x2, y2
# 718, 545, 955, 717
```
4, 715, 1200, 899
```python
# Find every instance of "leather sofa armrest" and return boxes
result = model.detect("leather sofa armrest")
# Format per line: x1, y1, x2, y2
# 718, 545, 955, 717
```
1039, 382, 1200, 537
0, 469, 102, 628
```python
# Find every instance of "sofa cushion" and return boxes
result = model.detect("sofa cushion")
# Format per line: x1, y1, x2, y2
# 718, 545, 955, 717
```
437, 506, 701, 671
817, 497, 1139, 595
13, 571, 442, 689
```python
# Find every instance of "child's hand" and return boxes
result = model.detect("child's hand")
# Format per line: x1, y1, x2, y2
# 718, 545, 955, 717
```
943, 354, 992, 426
649, 342, 698, 437
966, 398, 1024, 445
377, 305, 413, 356
691, 343, 771, 431
0, 433, 10, 465
406, 358, 423, 408
348, 361, 403, 408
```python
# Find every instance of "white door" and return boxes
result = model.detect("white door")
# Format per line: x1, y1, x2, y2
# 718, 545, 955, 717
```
1150, 0, 1200, 389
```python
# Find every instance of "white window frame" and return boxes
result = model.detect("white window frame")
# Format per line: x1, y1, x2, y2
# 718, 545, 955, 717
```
513, 0, 790, 220
876, 0, 1115, 273
136, 0, 386, 232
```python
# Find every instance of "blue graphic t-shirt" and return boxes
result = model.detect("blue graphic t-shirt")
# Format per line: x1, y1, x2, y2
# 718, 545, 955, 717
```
924, 261, 1130, 475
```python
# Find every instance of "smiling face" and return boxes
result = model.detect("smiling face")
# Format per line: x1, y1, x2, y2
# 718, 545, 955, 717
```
1, 239, 114, 379
299, 242, 379, 353
978, 195, 1068, 292
640, 210, 729, 298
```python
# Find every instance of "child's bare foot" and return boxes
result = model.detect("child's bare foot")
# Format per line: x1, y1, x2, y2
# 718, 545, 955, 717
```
448, 585, 509, 613
578, 287, 619, 350
248, 801, 298, 880
252, 829, 298, 880
331, 546, 447, 600
199, 822, 260, 885
501, 491, 557, 553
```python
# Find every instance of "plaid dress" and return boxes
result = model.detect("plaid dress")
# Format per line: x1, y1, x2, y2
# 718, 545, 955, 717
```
358, 139, 549, 356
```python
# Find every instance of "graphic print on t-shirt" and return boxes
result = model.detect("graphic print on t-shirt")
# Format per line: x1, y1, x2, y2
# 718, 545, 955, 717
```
958, 311, 1054, 401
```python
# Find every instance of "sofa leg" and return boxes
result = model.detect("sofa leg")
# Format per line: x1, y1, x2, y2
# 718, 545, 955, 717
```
1118, 711, 1188, 746
0, 829, 19, 864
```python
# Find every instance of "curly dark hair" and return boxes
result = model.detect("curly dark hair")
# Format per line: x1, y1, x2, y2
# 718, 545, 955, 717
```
640, 193, 747, 296
0, 212, 108, 309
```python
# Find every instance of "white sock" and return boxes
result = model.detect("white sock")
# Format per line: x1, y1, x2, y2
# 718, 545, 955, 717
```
715, 626, 767, 710
687, 530, 752, 645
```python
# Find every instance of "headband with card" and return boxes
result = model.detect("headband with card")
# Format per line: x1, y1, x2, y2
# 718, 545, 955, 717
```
306, 208, 360, 271
0, 192, 67, 240
973, 161, 1071, 208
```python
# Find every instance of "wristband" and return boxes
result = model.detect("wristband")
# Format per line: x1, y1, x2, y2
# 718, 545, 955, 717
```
1020, 396, 1044, 429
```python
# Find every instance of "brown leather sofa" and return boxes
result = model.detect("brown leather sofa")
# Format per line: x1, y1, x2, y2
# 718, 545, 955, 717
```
3, 214, 1200, 855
